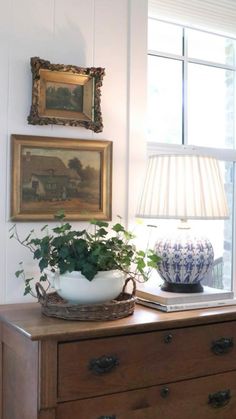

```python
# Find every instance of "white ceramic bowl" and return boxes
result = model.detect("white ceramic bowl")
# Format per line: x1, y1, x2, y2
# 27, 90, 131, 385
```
45, 269, 125, 305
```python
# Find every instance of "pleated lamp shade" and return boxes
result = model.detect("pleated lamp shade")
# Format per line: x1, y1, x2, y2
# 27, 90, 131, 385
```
136, 154, 229, 220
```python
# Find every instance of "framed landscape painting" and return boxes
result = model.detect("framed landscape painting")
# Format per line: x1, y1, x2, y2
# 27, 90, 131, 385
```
11, 135, 112, 221
27, 57, 105, 133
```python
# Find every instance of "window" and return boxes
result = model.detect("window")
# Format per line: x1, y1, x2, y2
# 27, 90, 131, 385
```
147, 19, 236, 291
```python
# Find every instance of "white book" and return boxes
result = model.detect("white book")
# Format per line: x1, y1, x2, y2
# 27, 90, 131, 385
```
137, 297, 236, 312
137, 281, 234, 305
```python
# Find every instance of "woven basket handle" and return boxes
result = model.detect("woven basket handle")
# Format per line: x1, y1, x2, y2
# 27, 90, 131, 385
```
122, 277, 136, 296
35, 282, 47, 302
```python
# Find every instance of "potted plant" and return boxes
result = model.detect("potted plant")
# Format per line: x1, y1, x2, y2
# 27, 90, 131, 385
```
10, 211, 160, 304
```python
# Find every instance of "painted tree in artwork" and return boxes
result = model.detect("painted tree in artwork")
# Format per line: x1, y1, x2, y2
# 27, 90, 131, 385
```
81, 166, 97, 182
68, 157, 83, 176
68, 157, 98, 182
72, 85, 83, 110
46, 86, 72, 110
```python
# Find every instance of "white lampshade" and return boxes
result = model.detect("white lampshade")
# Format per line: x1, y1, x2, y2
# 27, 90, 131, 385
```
136, 154, 229, 220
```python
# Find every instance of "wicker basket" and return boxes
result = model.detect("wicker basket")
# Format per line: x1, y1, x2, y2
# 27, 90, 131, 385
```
36, 277, 136, 321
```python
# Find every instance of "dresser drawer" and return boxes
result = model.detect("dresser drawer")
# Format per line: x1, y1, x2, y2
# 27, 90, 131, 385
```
58, 321, 236, 401
57, 370, 236, 419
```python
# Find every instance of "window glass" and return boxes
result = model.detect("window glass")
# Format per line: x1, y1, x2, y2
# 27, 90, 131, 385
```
188, 63, 235, 149
148, 19, 183, 55
148, 55, 182, 144
192, 165, 233, 291
188, 28, 236, 66
147, 20, 236, 291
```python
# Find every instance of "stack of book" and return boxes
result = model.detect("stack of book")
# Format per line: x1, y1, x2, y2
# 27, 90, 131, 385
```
136, 281, 236, 312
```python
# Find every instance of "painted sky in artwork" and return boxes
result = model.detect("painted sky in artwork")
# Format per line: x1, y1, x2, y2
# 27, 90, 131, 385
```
22, 147, 100, 170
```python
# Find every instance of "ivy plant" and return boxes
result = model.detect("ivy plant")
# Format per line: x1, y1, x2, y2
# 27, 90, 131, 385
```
10, 210, 160, 295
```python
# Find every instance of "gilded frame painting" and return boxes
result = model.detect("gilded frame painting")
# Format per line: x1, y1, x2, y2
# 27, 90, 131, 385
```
27, 57, 105, 133
11, 134, 112, 221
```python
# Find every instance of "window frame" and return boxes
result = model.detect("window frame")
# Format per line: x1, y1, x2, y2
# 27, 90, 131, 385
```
148, 17, 236, 146
147, 18, 236, 291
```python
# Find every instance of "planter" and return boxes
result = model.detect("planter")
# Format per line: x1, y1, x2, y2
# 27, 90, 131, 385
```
45, 269, 126, 304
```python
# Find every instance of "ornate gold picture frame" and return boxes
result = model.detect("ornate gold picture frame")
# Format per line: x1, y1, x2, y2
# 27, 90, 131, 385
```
11, 134, 112, 221
27, 57, 105, 132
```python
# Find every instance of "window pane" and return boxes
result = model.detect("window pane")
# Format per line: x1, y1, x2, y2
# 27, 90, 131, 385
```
195, 162, 233, 290
188, 63, 236, 148
148, 19, 183, 55
188, 29, 236, 66
148, 56, 182, 144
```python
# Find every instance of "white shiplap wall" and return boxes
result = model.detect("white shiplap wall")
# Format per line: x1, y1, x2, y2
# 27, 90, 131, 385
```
1, 0, 147, 303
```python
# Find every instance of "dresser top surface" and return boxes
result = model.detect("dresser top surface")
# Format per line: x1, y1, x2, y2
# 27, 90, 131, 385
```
1, 302, 236, 341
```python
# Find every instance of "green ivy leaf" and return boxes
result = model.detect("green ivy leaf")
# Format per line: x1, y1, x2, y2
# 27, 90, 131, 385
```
96, 227, 108, 238
15, 269, 24, 278
58, 246, 70, 259
24, 285, 32, 296
90, 220, 109, 228
137, 250, 145, 257
53, 223, 71, 234
54, 209, 66, 220
137, 258, 146, 271
40, 273, 47, 281
112, 223, 125, 233
34, 249, 42, 260
81, 263, 98, 281
39, 258, 48, 272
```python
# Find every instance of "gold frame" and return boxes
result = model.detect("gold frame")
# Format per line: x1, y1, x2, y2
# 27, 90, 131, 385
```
28, 57, 105, 133
11, 134, 112, 221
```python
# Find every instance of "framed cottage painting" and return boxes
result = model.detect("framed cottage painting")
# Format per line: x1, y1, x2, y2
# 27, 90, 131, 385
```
11, 135, 112, 221
27, 57, 105, 133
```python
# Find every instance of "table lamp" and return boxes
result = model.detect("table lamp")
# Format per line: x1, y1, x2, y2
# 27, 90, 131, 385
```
136, 153, 229, 293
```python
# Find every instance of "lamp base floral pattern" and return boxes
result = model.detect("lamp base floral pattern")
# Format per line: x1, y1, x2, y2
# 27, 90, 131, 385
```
155, 235, 214, 293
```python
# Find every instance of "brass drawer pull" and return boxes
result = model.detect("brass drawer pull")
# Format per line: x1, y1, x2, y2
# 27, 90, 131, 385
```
208, 389, 231, 408
211, 337, 234, 355
89, 355, 119, 375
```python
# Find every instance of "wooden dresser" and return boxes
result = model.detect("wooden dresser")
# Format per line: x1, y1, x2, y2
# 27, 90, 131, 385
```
1, 303, 236, 418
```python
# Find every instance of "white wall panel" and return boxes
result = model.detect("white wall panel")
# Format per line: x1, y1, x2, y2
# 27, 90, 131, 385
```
52, 0, 94, 66
0, 1, 11, 303
5, 0, 55, 302
1, 0, 147, 303
94, 0, 129, 221
128, 0, 148, 224
8, 0, 55, 132
50, 0, 95, 140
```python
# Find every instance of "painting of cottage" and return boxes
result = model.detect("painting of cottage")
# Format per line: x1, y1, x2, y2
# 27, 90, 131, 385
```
21, 147, 100, 213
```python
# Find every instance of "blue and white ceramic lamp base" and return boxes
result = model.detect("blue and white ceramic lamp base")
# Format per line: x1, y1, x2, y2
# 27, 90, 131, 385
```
155, 235, 214, 293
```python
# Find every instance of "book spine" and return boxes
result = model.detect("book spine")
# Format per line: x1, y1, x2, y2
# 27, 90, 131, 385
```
136, 291, 234, 305
137, 298, 236, 312
167, 300, 236, 312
